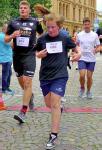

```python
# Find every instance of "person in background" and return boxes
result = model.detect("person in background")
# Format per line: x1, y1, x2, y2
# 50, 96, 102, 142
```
76, 17, 100, 99
96, 27, 102, 54
0, 24, 13, 95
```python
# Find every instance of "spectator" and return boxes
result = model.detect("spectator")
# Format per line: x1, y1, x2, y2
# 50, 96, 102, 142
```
0, 24, 13, 95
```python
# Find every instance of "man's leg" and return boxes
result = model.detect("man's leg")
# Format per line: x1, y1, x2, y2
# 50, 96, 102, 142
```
78, 60, 87, 97
14, 76, 32, 123
87, 70, 93, 92
86, 70, 93, 99
79, 69, 86, 89
79, 69, 86, 97
45, 92, 61, 149
50, 92, 61, 133
44, 93, 51, 108
18, 76, 24, 90
2, 63, 9, 92
6, 62, 14, 95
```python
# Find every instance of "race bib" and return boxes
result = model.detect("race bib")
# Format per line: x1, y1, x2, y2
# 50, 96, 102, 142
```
46, 41, 63, 54
16, 37, 29, 47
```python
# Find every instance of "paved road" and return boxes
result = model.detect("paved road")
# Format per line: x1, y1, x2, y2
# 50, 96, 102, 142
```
0, 54, 102, 150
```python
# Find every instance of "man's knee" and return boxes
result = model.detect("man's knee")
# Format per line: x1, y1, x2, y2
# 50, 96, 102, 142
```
51, 101, 60, 110
23, 76, 32, 89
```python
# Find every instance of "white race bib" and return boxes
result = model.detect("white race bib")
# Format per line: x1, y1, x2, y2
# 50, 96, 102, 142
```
16, 37, 29, 47
46, 41, 63, 54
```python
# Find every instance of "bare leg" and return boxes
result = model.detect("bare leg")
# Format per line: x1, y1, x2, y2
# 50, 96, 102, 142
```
50, 92, 61, 133
79, 69, 86, 89
87, 70, 93, 91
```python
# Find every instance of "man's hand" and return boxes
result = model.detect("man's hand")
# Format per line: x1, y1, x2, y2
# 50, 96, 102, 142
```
93, 45, 101, 54
70, 52, 81, 62
10, 30, 21, 39
5, 30, 21, 43
36, 49, 47, 58
71, 46, 81, 62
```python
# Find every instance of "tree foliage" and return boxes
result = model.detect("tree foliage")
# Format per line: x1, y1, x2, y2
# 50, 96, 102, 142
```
0, 0, 51, 26
99, 22, 102, 28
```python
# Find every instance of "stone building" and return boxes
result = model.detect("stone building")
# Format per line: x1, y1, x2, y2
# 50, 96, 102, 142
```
51, 0, 96, 34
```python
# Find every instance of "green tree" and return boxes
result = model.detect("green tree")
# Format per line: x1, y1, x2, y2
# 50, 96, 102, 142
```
0, 0, 51, 26
99, 22, 102, 28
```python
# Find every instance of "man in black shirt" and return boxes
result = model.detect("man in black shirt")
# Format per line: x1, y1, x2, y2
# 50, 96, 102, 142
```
96, 27, 102, 54
36, 13, 81, 149
5, 0, 43, 123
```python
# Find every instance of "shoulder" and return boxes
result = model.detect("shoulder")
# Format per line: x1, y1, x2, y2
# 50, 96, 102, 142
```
91, 31, 98, 37
29, 17, 39, 23
8, 17, 20, 26
37, 33, 47, 42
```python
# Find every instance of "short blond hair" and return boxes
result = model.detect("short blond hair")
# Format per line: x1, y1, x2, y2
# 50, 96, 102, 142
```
19, 0, 30, 8
45, 13, 65, 28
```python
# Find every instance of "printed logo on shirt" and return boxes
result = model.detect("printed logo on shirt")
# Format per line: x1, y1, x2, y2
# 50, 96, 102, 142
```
29, 23, 34, 26
55, 87, 63, 92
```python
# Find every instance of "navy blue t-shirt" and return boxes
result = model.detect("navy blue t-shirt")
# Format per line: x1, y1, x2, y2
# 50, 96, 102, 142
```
36, 33, 76, 80
6, 17, 43, 56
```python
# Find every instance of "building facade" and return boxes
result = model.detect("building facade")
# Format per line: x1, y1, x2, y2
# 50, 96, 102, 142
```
51, 0, 96, 34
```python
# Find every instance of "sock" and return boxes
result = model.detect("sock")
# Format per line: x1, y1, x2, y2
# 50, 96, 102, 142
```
50, 133, 58, 140
20, 105, 28, 114
81, 86, 85, 90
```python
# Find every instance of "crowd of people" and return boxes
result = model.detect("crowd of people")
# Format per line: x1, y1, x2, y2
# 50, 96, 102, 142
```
0, 1, 102, 149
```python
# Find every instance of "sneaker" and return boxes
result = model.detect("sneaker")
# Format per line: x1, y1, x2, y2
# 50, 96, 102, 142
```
86, 91, 92, 99
60, 101, 64, 113
3, 88, 14, 95
29, 93, 34, 111
46, 134, 57, 150
79, 88, 85, 98
61, 97, 66, 103
14, 112, 26, 123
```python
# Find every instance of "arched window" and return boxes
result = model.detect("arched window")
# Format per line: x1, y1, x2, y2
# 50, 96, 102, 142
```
63, 4, 65, 17
73, 7, 75, 21
59, 2, 62, 15
79, 9, 81, 21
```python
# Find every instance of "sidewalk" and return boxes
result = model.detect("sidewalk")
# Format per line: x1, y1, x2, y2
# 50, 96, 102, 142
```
0, 54, 102, 150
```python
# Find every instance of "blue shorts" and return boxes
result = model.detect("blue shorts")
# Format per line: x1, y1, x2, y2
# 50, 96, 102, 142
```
40, 78, 68, 97
78, 60, 95, 71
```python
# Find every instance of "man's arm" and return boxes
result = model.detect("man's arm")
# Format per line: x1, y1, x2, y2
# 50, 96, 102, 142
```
5, 30, 21, 43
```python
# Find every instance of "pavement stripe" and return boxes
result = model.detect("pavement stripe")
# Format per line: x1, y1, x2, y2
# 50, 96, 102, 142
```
7, 105, 102, 113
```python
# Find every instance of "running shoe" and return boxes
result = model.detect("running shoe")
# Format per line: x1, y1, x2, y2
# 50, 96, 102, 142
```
86, 91, 92, 99
14, 112, 26, 123
79, 88, 85, 98
46, 134, 57, 150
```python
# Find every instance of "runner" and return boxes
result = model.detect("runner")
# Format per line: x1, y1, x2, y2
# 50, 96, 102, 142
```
5, 0, 43, 123
36, 13, 81, 149
96, 27, 102, 54
76, 17, 100, 99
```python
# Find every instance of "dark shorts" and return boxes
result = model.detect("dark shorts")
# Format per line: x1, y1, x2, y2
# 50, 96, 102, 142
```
40, 78, 68, 97
13, 55, 36, 77
78, 60, 95, 71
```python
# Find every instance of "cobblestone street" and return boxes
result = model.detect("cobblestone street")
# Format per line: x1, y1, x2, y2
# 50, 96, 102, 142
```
0, 54, 102, 150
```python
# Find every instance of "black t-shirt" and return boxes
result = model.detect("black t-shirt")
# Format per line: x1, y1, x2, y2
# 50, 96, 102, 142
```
96, 28, 102, 43
36, 33, 76, 80
6, 17, 43, 56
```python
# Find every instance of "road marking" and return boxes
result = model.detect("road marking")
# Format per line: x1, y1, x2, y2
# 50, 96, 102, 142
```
7, 105, 102, 113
